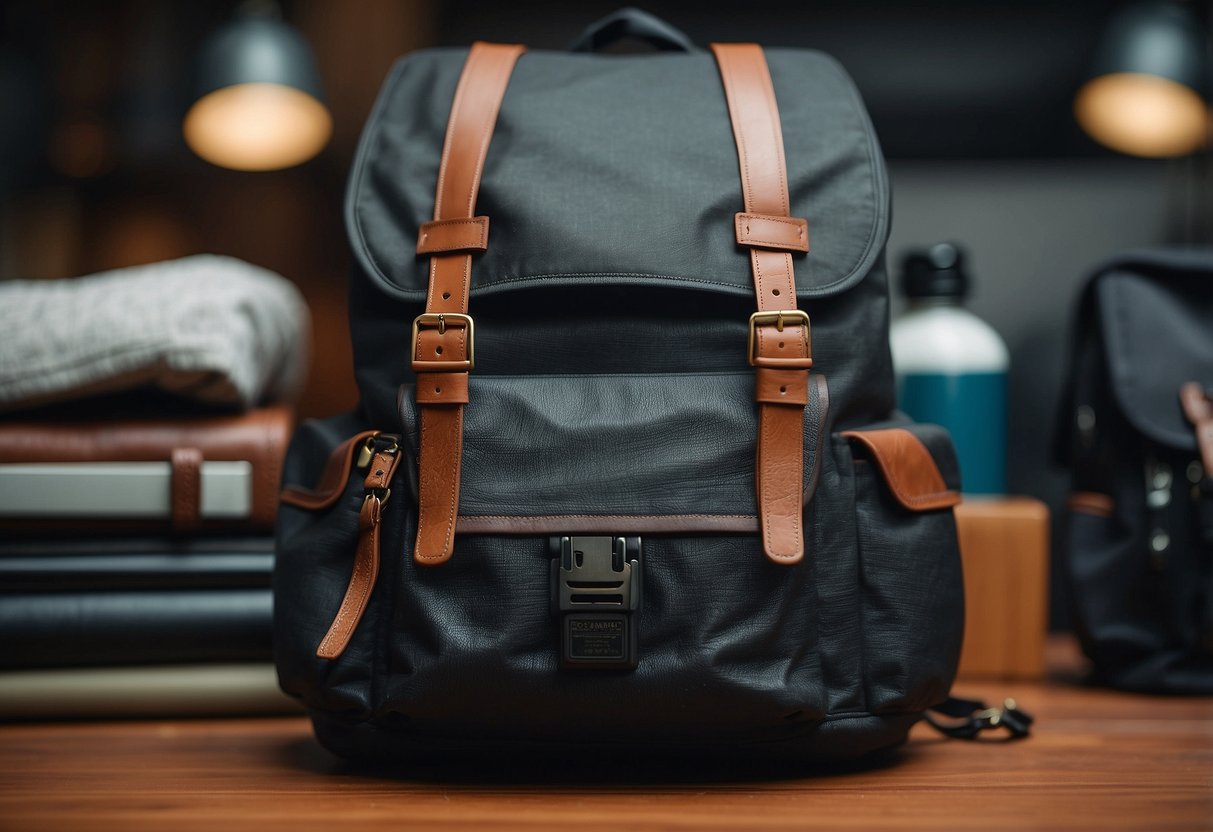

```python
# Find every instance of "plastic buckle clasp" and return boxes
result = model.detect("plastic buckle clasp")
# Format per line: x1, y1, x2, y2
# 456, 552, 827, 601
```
747, 309, 813, 368
411, 312, 474, 372
550, 536, 641, 670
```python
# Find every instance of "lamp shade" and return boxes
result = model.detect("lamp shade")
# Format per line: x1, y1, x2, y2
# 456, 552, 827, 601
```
184, 16, 331, 171
1074, 2, 1210, 158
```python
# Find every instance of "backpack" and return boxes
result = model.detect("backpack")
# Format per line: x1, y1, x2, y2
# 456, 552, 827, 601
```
274, 9, 979, 763
1057, 249, 1213, 694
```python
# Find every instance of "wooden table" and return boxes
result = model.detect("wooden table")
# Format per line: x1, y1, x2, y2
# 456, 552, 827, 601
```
1, 639, 1210, 832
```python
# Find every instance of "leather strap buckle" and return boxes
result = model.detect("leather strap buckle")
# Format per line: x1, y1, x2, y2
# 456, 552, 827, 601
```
747, 309, 812, 367
411, 312, 475, 372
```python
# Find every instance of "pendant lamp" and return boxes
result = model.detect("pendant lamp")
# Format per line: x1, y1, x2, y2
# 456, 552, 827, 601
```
1075, 2, 1210, 158
184, 9, 331, 171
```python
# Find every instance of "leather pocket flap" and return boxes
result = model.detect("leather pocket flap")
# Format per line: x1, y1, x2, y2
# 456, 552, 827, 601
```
842, 427, 961, 511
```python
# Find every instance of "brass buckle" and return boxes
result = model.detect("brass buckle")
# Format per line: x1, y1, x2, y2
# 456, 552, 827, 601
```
411, 312, 475, 370
747, 310, 810, 366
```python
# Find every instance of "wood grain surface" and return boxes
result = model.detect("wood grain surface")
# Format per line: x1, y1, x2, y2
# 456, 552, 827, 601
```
0, 638, 1210, 832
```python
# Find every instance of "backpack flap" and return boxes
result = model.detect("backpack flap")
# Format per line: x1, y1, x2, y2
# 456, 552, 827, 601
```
348, 47, 886, 304
1094, 252, 1213, 453
1061, 249, 1213, 694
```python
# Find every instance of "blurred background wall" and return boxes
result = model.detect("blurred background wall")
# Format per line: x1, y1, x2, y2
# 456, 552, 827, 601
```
1, 0, 1210, 623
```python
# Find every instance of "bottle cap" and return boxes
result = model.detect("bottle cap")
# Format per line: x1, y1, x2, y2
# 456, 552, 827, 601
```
900, 242, 970, 300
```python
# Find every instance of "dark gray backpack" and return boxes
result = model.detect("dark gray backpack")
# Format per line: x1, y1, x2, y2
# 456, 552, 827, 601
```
274, 11, 975, 763
1058, 249, 1213, 694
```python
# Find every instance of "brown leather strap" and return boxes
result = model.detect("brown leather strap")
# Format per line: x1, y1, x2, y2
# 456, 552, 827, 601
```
315, 494, 382, 659
711, 43, 811, 565
412, 42, 524, 566
316, 447, 402, 660
170, 447, 203, 532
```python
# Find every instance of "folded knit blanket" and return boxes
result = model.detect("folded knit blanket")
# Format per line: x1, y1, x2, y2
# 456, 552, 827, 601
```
0, 255, 309, 411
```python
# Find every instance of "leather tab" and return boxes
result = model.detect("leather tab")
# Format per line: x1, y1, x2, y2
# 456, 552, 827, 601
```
316, 495, 383, 660
842, 428, 961, 511
1180, 382, 1213, 475
363, 448, 402, 492
416, 217, 490, 255
170, 447, 203, 532
415, 372, 470, 405
735, 213, 809, 253
755, 367, 809, 405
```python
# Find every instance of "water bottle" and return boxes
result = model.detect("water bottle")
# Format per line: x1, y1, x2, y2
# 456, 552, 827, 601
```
890, 243, 1008, 495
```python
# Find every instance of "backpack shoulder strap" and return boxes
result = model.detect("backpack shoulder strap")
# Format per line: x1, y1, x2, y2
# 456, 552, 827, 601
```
710, 43, 813, 564
411, 41, 525, 565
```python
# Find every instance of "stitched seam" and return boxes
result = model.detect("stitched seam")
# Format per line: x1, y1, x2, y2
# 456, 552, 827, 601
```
760, 50, 790, 217
442, 408, 462, 551
718, 54, 753, 214
740, 237, 806, 249
458, 254, 469, 311
739, 214, 805, 227
416, 409, 433, 557
753, 249, 766, 311
466, 47, 520, 217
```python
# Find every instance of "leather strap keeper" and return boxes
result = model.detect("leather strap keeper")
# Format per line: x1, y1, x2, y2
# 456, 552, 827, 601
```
415, 372, 470, 404
416, 217, 490, 255
755, 368, 809, 405
170, 447, 203, 532
735, 213, 809, 253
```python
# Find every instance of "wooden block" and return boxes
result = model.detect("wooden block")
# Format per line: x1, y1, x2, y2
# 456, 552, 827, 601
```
954, 497, 1050, 680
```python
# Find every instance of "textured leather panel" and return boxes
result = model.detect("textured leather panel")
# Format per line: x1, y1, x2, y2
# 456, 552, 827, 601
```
399, 372, 827, 519
0, 405, 292, 530
735, 213, 809, 253
841, 428, 960, 511
416, 216, 489, 254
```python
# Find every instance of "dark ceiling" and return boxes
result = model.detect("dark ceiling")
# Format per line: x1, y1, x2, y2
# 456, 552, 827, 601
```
438, 1, 1141, 159
0, 0, 1183, 198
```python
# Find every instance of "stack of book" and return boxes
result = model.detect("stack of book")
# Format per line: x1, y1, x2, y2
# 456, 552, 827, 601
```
0, 404, 299, 717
